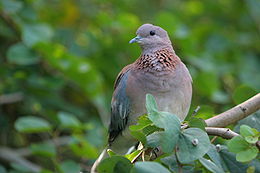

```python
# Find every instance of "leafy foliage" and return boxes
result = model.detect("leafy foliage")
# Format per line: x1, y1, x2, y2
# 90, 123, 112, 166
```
199, 157, 224, 173
227, 125, 259, 162
98, 94, 260, 172
15, 116, 52, 133
145, 94, 182, 153
97, 156, 132, 173
131, 162, 171, 173
0, 0, 259, 172
176, 128, 210, 163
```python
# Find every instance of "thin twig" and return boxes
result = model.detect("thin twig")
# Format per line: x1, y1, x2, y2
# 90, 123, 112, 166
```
210, 136, 218, 143
191, 106, 201, 116
0, 147, 41, 172
0, 12, 21, 37
142, 150, 145, 161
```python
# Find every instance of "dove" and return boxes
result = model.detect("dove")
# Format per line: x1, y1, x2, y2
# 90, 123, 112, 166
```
91, 23, 192, 173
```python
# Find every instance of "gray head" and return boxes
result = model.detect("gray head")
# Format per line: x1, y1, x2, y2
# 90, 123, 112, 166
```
129, 24, 172, 51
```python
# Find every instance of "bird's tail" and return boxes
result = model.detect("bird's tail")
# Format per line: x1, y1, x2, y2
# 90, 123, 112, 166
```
91, 147, 108, 173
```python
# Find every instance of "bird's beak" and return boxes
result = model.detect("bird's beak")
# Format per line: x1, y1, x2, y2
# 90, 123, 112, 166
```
129, 35, 142, 44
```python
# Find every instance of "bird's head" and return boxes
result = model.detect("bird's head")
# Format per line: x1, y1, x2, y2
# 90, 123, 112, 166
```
129, 23, 172, 51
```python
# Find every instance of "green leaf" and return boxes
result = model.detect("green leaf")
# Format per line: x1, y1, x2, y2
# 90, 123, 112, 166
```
97, 156, 132, 173
160, 154, 179, 172
207, 144, 227, 171
161, 154, 195, 172
147, 110, 165, 128
240, 125, 256, 137
236, 146, 258, 162
219, 146, 248, 173
146, 131, 162, 148
131, 161, 171, 173
125, 150, 142, 162
227, 136, 249, 153
129, 114, 152, 131
58, 112, 82, 129
36, 42, 105, 110
107, 149, 117, 157
7, 43, 39, 65
159, 112, 181, 153
147, 112, 180, 153
142, 125, 160, 136
176, 128, 211, 163
15, 116, 52, 133
145, 94, 158, 115
130, 130, 146, 144
251, 128, 260, 136
188, 117, 206, 130
232, 85, 257, 104
22, 24, 53, 47
114, 160, 132, 173
60, 160, 81, 173
199, 157, 224, 173
69, 136, 98, 159
129, 112, 158, 145
145, 94, 181, 153
245, 136, 258, 144
160, 131, 178, 153
30, 142, 56, 157
218, 146, 258, 173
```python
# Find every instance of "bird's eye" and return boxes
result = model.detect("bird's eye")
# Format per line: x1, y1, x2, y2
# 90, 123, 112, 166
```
150, 30, 155, 36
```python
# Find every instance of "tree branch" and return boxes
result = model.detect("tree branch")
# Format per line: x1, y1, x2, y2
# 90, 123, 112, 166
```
205, 127, 239, 139
205, 93, 260, 127
0, 11, 21, 37
0, 147, 42, 173
205, 127, 260, 150
0, 136, 71, 172
139, 94, 260, 162
0, 92, 24, 105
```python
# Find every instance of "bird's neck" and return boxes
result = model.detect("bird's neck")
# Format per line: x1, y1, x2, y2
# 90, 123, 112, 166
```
134, 47, 180, 72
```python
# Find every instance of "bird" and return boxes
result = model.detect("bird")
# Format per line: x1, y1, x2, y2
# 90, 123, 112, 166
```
91, 23, 192, 172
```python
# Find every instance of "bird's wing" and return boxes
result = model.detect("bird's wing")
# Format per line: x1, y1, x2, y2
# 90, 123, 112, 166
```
108, 64, 133, 143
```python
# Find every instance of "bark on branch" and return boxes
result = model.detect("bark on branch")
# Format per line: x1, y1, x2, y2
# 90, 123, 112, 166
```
205, 127, 239, 139
205, 127, 260, 150
205, 93, 260, 127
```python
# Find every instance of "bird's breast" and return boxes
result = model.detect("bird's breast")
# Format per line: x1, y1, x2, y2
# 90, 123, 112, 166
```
125, 62, 192, 123
136, 69, 177, 92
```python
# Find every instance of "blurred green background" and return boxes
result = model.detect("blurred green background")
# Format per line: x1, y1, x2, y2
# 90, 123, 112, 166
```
0, 0, 259, 172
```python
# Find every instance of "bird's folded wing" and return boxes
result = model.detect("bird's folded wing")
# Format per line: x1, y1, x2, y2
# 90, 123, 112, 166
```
108, 64, 133, 143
